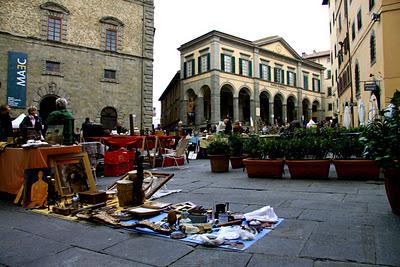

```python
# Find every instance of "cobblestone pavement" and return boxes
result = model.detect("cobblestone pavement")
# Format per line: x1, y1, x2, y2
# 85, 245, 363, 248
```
1, 159, 399, 266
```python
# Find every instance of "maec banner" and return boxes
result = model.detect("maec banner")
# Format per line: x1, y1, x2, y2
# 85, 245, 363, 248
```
7, 51, 28, 108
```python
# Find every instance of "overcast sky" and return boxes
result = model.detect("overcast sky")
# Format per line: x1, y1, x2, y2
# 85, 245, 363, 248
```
152, 0, 330, 123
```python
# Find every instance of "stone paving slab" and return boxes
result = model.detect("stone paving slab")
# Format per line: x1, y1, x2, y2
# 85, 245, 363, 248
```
0, 159, 399, 266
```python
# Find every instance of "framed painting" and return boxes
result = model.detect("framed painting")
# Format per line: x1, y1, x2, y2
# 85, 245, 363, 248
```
49, 152, 96, 196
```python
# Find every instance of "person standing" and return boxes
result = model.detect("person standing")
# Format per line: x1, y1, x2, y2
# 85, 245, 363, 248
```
46, 98, 74, 144
0, 104, 13, 141
19, 106, 43, 139
81, 117, 91, 138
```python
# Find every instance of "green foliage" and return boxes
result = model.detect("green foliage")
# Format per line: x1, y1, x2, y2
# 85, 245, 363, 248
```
207, 136, 231, 156
228, 133, 244, 157
360, 90, 400, 169
260, 138, 285, 159
243, 135, 262, 159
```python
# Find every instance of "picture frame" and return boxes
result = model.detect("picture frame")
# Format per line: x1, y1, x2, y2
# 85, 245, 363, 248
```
49, 152, 96, 196
46, 125, 64, 145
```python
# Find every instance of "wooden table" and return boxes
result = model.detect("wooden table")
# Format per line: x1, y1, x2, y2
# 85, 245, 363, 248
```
0, 145, 82, 194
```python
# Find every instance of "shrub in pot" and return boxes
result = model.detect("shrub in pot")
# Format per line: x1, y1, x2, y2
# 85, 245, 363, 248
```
332, 128, 380, 180
207, 135, 230, 173
228, 133, 246, 169
284, 128, 331, 179
360, 90, 400, 215
242, 136, 285, 178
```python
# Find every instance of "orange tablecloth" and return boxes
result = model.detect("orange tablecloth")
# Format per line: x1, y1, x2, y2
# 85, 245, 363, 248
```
0, 146, 82, 194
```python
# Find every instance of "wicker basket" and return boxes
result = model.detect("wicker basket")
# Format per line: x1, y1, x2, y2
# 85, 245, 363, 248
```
117, 180, 133, 207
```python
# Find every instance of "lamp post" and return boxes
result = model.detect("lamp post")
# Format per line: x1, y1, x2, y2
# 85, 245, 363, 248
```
129, 114, 136, 136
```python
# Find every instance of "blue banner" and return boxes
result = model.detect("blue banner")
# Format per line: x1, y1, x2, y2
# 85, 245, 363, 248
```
7, 51, 28, 108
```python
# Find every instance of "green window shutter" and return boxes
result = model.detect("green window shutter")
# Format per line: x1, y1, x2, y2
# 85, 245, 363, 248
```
192, 60, 195, 76
312, 78, 315, 91
183, 62, 187, 78
239, 59, 243, 75
231, 56, 235, 73
260, 64, 263, 79
318, 80, 321, 92
304, 75, 308, 89
249, 61, 252, 77
221, 54, 225, 71
287, 71, 290, 85
268, 66, 271, 81
281, 69, 285, 84
207, 53, 210, 71
274, 68, 277, 82
198, 56, 202, 74
294, 73, 297, 86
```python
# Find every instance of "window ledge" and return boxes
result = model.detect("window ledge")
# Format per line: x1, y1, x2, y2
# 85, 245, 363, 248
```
42, 71, 64, 77
101, 78, 119, 84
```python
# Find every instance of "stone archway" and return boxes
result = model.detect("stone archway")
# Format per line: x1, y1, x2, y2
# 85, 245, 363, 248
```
202, 86, 211, 123
239, 88, 251, 123
39, 95, 58, 123
312, 100, 320, 122
101, 107, 117, 130
273, 94, 283, 126
302, 99, 311, 123
259, 91, 270, 124
287, 96, 296, 123
220, 85, 234, 120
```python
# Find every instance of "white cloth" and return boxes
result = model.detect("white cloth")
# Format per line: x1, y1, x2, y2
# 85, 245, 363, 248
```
244, 205, 278, 222
343, 106, 351, 129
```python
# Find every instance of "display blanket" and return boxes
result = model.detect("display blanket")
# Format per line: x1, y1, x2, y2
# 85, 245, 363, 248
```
119, 213, 284, 251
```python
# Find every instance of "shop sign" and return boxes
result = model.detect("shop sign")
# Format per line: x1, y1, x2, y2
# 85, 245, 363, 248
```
7, 51, 28, 108
364, 82, 377, 92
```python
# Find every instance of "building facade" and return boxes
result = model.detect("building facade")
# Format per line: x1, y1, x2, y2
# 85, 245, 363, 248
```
160, 31, 326, 131
304, 50, 335, 120
0, 0, 154, 130
323, 0, 400, 127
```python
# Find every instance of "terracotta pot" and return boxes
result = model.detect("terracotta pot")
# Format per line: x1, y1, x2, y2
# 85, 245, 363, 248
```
209, 155, 230, 173
243, 158, 285, 178
286, 159, 331, 179
333, 159, 381, 180
384, 168, 400, 215
230, 155, 248, 169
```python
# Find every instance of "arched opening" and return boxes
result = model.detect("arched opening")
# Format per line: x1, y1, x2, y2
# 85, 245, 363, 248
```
312, 100, 320, 122
239, 88, 251, 123
302, 99, 310, 123
186, 89, 197, 126
39, 95, 58, 123
273, 95, 283, 126
202, 86, 211, 122
287, 96, 296, 123
220, 85, 233, 120
101, 107, 117, 130
259, 91, 270, 124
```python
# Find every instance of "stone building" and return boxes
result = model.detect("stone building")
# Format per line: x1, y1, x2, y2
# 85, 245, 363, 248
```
304, 50, 335, 121
160, 30, 326, 131
323, 0, 400, 127
0, 0, 154, 130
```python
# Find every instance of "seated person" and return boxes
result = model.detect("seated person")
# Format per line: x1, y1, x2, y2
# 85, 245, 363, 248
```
19, 106, 44, 140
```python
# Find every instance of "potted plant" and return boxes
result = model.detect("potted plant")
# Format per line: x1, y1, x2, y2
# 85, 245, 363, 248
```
228, 133, 246, 169
207, 135, 230, 172
242, 136, 285, 178
284, 128, 332, 179
360, 90, 400, 215
332, 128, 380, 180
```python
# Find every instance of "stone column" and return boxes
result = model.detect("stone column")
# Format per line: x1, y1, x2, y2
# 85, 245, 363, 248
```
297, 89, 303, 122
195, 96, 204, 127
250, 99, 256, 130
210, 73, 220, 125
210, 37, 220, 70
308, 108, 312, 121
253, 80, 260, 132
233, 97, 239, 122
269, 101, 274, 125
181, 99, 188, 126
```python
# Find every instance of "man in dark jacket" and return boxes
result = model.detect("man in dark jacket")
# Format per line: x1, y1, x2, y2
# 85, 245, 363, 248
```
0, 104, 13, 141
19, 106, 43, 139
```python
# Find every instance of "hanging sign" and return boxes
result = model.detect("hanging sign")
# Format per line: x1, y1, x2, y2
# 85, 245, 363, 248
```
7, 51, 28, 108
364, 82, 377, 92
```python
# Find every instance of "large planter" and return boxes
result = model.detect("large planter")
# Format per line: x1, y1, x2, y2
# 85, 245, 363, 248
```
230, 155, 248, 169
333, 159, 381, 180
286, 159, 331, 179
209, 155, 230, 173
384, 168, 400, 215
243, 158, 284, 178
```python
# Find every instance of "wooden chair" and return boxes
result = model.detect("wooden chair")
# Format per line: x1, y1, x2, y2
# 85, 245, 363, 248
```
162, 137, 189, 168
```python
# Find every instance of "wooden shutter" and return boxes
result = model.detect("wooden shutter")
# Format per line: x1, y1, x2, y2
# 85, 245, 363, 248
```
294, 73, 297, 86
260, 64, 263, 79
268, 66, 271, 81
287, 71, 290, 85
183, 62, 187, 78
274, 68, 277, 82
207, 53, 210, 71
198, 56, 202, 74
281, 69, 285, 84
221, 54, 225, 71
249, 61, 252, 77
231, 56, 235, 73
239, 59, 243, 75
191, 60, 195, 76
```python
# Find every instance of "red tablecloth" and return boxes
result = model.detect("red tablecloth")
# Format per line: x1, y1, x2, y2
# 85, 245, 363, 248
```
0, 146, 82, 194
90, 136, 144, 149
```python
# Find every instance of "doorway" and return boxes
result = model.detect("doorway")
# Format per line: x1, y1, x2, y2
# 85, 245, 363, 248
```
39, 95, 58, 123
